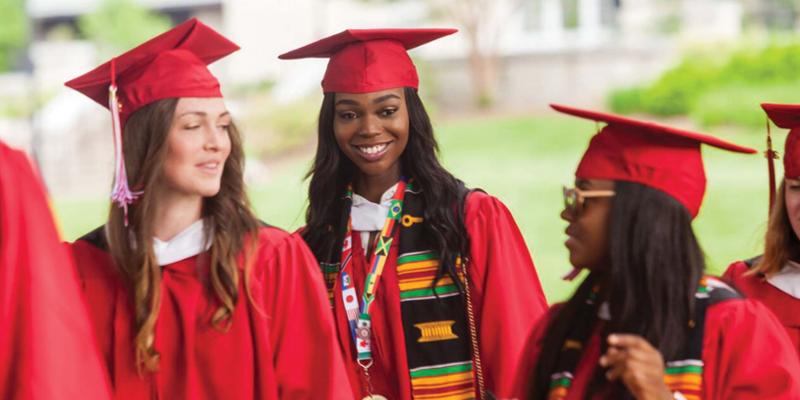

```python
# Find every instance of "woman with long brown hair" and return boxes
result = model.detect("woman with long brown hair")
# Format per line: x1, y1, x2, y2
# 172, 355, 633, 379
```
724, 103, 800, 354
65, 19, 350, 399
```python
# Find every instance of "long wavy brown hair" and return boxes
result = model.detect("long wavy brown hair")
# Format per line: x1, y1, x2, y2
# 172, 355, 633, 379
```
105, 98, 260, 372
754, 180, 800, 276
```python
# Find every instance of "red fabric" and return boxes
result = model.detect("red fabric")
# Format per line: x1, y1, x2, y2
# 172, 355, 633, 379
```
0, 142, 111, 399
67, 227, 351, 399
65, 18, 237, 126
278, 28, 457, 93
761, 103, 800, 178
330, 191, 548, 399
515, 296, 800, 399
550, 104, 756, 218
724, 261, 800, 356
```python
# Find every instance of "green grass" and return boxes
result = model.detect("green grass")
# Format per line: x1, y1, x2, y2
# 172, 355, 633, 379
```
53, 114, 771, 304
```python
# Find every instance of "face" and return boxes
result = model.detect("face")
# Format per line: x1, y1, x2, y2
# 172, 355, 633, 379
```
333, 88, 409, 179
561, 179, 614, 271
161, 97, 232, 199
785, 178, 800, 240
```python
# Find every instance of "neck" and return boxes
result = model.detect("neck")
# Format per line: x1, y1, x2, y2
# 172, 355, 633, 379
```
152, 188, 204, 241
354, 164, 402, 203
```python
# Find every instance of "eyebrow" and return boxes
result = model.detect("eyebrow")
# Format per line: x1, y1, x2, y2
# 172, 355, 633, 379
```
177, 111, 230, 118
335, 93, 402, 106
373, 93, 401, 104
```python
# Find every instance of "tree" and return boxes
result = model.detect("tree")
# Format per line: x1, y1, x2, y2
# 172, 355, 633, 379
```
0, 0, 27, 72
428, 0, 521, 108
78, 0, 172, 56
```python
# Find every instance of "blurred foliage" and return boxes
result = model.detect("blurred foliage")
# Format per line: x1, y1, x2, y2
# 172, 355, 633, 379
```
691, 81, 800, 128
239, 94, 320, 159
562, 0, 579, 29
78, 0, 172, 56
0, 0, 27, 72
230, 79, 276, 97
46, 24, 80, 41
609, 38, 800, 127
0, 88, 56, 119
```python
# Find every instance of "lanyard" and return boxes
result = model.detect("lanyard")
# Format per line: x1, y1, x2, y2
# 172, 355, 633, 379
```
340, 178, 407, 366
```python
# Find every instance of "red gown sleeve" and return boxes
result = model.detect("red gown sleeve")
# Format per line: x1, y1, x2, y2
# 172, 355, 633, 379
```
261, 231, 353, 399
0, 142, 111, 399
722, 260, 748, 286
511, 305, 562, 398
464, 192, 549, 398
704, 298, 800, 400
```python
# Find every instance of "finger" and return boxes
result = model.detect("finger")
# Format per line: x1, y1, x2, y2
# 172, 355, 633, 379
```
607, 333, 649, 349
599, 347, 624, 367
605, 361, 626, 381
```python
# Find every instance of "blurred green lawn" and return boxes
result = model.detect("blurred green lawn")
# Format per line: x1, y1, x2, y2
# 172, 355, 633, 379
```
53, 114, 770, 303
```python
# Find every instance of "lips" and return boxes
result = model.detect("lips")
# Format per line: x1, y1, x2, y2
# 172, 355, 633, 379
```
353, 141, 391, 162
196, 160, 223, 173
564, 226, 579, 248
565, 226, 579, 238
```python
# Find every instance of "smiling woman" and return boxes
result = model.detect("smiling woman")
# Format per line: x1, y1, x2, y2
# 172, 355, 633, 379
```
61, 19, 350, 400
332, 89, 410, 202
280, 29, 548, 400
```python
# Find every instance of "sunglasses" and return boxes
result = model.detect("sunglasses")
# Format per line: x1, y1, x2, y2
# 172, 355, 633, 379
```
562, 186, 616, 215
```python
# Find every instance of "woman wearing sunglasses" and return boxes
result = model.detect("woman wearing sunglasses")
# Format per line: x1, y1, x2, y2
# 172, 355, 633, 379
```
516, 104, 800, 400
279, 29, 548, 399
725, 103, 800, 354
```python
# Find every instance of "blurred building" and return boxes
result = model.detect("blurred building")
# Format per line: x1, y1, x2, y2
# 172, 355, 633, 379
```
3, 0, 744, 197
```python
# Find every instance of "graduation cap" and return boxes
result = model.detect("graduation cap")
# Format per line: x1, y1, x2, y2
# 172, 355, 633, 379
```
64, 18, 239, 223
761, 103, 800, 209
551, 104, 757, 219
278, 28, 457, 93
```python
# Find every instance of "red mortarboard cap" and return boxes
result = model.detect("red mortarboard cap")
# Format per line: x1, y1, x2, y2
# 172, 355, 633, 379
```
65, 18, 239, 124
551, 104, 757, 218
762, 103, 800, 179
278, 28, 457, 93
64, 18, 238, 221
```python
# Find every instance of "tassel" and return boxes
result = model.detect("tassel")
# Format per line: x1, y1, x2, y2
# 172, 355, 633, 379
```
765, 115, 779, 214
108, 58, 142, 226
562, 267, 582, 281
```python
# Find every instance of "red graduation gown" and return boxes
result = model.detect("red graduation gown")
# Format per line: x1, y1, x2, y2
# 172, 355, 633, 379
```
332, 191, 548, 399
724, 261, 800, 355
515, 297, 800, 399
0, 142, 111, 399
68, 226, 352, 400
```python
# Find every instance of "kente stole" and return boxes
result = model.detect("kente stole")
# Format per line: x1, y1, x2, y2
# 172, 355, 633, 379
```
320, 182, 477, 400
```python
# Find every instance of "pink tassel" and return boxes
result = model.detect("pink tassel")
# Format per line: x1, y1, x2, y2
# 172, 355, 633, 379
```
108, 59, 142, 226
561, 267, 582, 281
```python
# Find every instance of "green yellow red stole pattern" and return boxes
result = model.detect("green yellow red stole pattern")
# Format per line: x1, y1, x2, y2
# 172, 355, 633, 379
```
318, 181, 477, 399
398, 184, 475, 399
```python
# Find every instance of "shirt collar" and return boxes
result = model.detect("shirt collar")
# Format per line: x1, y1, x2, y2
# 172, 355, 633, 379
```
152, 219, 212, 266
351, 183, 399, 232
767, 260, 800, 299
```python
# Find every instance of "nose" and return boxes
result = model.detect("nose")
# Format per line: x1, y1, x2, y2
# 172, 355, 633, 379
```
203, 125, 225, 151
358, 113, 382, 137
560, 207, 573, 222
